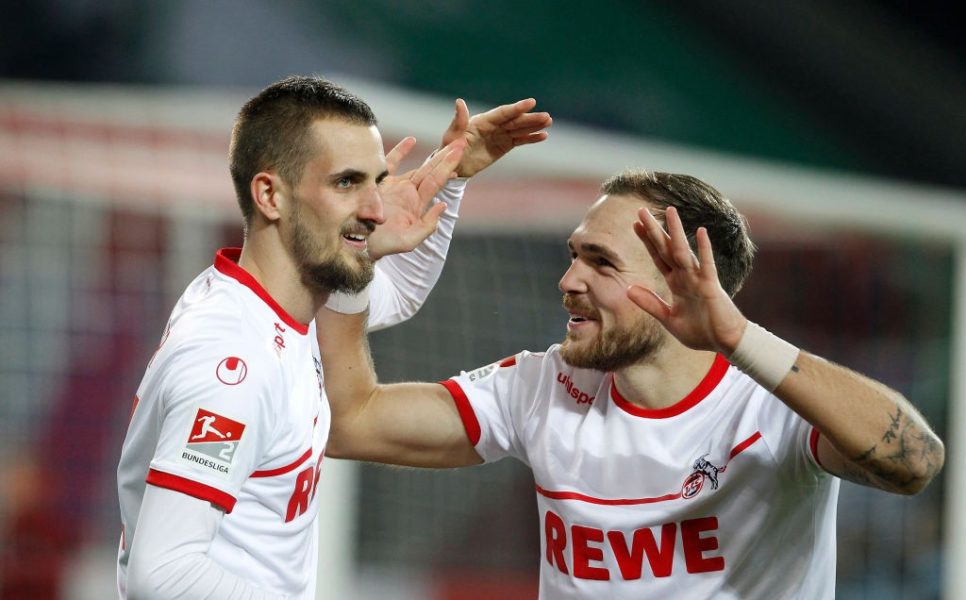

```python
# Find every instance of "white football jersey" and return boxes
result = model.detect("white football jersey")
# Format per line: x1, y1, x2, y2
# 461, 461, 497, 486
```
442, 346, 839, 599
117, 249, 328, 598
117, 180, 465, 598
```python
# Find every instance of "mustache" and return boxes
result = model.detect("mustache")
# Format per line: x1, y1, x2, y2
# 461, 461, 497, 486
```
562, 294, 600, 319
340, 220, 376, 237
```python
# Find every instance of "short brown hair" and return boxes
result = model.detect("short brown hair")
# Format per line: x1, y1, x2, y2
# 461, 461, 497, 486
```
601, 170, 756, 296
228, 75, 377, 223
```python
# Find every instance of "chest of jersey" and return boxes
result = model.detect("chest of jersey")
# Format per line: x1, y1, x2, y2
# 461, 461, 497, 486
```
517, 365, 833, 598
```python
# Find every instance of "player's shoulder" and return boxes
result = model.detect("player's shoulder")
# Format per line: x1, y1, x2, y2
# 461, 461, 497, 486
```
474, 344, 604, 384
155, 270, 284, 384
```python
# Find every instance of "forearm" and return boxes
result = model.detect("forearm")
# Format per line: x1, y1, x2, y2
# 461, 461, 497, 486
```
127, 485, 286, 599
315, 307, 481, 467
773, 350, 944, 494
367, 179, 466, 331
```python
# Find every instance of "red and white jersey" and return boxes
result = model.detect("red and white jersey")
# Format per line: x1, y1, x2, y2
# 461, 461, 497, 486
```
117, 249, 328, 597
442, 346, 839, 599
117, 180, 465, 597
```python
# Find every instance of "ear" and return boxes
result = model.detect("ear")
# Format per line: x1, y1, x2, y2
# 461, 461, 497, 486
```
250, 172, 286, 222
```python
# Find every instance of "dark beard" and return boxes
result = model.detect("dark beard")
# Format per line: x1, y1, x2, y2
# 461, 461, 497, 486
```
560, 316, 663, 372
299, 251, 373, 294
290, 209, 375, 294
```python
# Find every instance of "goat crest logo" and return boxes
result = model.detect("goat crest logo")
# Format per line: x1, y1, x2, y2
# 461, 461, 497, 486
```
682, 454, 725, 499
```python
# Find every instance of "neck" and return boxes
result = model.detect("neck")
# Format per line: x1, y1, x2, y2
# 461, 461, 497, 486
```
612, 341, 719, 411
237, 228, 327, 326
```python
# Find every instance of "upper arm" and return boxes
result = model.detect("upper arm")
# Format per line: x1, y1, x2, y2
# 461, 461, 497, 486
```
149, 343, 275, 512
326, 381, 483, 468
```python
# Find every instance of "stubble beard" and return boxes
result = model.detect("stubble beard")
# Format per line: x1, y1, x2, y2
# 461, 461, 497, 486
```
289, 206, 375, 295
559, 296, 664, 372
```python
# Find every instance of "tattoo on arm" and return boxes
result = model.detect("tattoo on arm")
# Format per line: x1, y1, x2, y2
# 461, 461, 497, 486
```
837, 407, 943, 493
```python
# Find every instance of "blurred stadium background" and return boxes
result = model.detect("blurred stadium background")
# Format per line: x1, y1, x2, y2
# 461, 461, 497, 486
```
1, 2, 964, 599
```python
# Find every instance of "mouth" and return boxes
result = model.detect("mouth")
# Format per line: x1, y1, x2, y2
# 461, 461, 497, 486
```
566, 312, 599, 331
562, 295, 599, 329
341, 231, 369, 250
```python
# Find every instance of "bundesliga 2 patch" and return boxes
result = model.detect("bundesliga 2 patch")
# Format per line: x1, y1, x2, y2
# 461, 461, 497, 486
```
180, 408, 246, 477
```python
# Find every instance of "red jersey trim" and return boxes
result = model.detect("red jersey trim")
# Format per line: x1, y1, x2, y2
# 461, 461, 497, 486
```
536, 484, 682, 506
146, 468, 237, 513
214, 248, 309, 336
809, 428, 823, 467
610, 354, 730, 419
439, 380, 481, 446
535, 430, 762, 505
251, 448, 313, 478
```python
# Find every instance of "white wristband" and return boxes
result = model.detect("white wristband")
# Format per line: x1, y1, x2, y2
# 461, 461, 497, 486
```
324, 287, 369, 314
728, 321, 800, 392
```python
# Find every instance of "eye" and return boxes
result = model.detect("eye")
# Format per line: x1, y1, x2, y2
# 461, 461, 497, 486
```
336, 177, 353, 189
594, 256, 615, 268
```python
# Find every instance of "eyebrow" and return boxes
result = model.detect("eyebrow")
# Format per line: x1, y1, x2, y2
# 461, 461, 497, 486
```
568, 240, 622, 265
328, 168, 389, 184
328, 168, 367, 183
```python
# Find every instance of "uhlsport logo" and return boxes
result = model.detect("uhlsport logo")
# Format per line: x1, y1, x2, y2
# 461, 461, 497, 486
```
216, 356, 247, 385
556, 372, 595, 405
181, 408, 246, 477
681, 454, 724, 499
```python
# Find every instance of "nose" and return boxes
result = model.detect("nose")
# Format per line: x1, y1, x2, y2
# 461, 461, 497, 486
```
558, 260, 588, 294
358, 185, 386, 226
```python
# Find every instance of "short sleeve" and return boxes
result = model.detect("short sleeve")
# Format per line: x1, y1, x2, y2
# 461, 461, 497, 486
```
440, 352, 536, 465
146, 343, 278, 512
756, 390, 827, 482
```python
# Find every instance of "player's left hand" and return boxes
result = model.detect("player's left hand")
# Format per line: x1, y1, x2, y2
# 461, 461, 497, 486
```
367, 137, 465, 260
441, 98, 552, 178
627, 206, 748, 355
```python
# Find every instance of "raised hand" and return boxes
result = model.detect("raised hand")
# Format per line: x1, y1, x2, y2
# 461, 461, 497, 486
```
441, 98, 552, 178
627, 206, 747, 355
367, 137, 465, 260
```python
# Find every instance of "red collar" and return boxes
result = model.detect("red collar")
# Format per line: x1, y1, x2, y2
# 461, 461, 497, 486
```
213, 248, 309, 335
610, 354, 730, 419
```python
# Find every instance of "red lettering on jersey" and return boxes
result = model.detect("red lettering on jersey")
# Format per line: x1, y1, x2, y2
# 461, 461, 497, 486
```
273, 322, 287, 353
681, 517, 725, 573
572, 525, 610, 580
608, 522, 676, 579
544, 512, 724, 580
310, 460, 323, 502
286, 464, 316, 522
545, 510, 569, 574
555, 373, 595, 405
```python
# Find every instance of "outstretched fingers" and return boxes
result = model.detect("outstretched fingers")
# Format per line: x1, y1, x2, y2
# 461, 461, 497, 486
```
414, 140, 465, 203
626, 284, 671, 322
440, 99, 470, 148
664, 206, 699, 272
695, 226, 718, 281
634, 208, 672, 275
385, 137, 417, 175
482, 98, 538, 126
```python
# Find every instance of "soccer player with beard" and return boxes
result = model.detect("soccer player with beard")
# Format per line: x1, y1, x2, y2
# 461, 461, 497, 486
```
116, 76, 551, 599
316, 170, 944, 599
